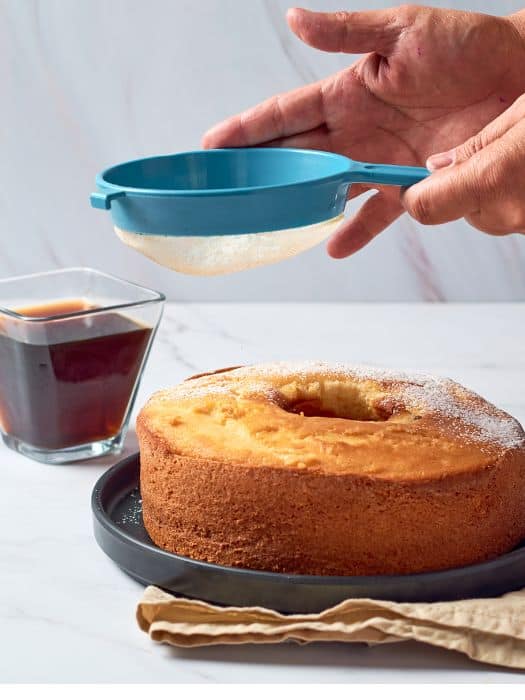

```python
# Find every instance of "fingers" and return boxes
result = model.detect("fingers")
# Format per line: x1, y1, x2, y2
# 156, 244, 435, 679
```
287, 7, 403, 56
401, 159, 481, 226
203, 5, 407, 148
426, 93, 525, 171
202, 81, 326, 148
262, 125, 332, 150
327, 191, 403, 258
346, 183, 371, 201
405, 98, 525, 228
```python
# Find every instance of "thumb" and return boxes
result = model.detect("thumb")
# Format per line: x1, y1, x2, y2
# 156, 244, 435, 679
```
287, 7, 402, 55
401, 159, 482, 227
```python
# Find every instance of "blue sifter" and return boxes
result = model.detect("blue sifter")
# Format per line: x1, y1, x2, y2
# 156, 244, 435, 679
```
90, 148, 428, 275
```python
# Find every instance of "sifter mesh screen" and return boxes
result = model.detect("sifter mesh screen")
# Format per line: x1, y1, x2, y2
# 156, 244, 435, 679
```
114, 215, 343, 276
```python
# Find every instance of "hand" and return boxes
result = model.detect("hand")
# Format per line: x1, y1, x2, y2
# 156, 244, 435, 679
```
402, 95, 525, 235
202, 5, 525, 257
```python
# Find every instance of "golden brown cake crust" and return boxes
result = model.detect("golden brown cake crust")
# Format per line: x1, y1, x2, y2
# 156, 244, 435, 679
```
137, 362, 525, 576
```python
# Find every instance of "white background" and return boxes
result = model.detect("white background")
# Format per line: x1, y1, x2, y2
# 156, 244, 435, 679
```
2, 0, 525, 300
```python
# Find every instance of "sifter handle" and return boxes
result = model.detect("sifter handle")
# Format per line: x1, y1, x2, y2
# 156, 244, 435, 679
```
90, 190, 126, 210
348, 162, 429, 187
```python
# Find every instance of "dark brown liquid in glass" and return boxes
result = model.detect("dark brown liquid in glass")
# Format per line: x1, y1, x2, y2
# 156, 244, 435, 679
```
0, 299, 152, 450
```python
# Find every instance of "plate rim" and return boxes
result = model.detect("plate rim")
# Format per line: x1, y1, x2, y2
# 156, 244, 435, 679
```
92, 451, 525, 588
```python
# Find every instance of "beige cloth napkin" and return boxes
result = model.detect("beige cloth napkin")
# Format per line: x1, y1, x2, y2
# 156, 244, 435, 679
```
137, 585, 525, 669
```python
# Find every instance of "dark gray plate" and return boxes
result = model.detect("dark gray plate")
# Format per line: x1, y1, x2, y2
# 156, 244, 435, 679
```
92, 453, 525, 613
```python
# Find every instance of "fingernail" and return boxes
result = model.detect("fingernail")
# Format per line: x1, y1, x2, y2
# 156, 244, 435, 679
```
426, 150, 455, 171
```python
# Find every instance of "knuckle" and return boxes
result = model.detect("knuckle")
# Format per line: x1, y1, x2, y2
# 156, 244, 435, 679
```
334, 10, 352, 23
457, 132, 486, 160
490, 202, 525, 233
512, 93, 525, 108
334, 11, 353, 50
465, 178, 525, 235
396, 4, 413, 17
405, 190, 436, 225
503, 205, 525, 232
476, 152, 506, 195
395, 4, 420, 26
511, 93, 525, 117
466, 213, 506, 236
271, 94, 285, 132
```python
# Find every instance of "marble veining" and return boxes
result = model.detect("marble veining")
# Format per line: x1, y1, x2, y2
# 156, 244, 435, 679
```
262, 0, 320, 84
1, 0, 524, 301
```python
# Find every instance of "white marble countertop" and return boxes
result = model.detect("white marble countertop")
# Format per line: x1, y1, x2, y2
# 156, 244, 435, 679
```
1, 302, 525, 683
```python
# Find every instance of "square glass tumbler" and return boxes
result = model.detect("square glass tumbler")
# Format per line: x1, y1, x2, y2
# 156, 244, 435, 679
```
0, 267, 164, 463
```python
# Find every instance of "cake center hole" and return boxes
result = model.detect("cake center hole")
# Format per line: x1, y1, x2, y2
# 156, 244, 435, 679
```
285, 397, 391, 422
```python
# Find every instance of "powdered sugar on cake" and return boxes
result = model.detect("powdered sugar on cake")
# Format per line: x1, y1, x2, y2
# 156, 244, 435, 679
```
402, 380, 523, 449
157, 361, 524, 450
